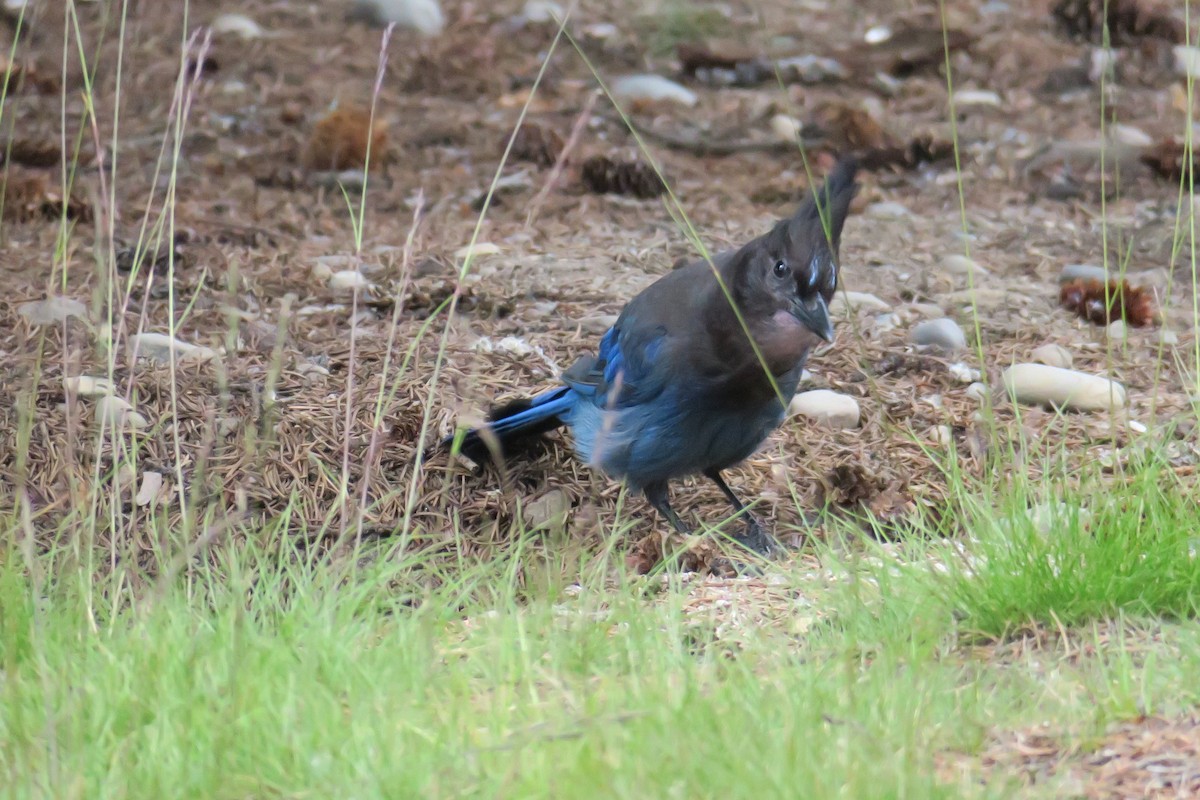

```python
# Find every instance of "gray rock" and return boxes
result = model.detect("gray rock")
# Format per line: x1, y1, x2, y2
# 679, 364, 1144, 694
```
912, 317, 967, 351
347, 0, 445, 34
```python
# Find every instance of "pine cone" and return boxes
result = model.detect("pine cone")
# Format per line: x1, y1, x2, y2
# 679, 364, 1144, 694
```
1052, 0, 1184, 44
580, 156, 667, 199
509, 124, 564, 168
1060, 278, 1156, 327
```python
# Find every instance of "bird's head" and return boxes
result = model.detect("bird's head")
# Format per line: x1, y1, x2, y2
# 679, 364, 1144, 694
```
725, 159, 859, 365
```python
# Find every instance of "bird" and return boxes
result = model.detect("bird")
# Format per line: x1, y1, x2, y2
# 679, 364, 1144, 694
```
445, 158, 860, 556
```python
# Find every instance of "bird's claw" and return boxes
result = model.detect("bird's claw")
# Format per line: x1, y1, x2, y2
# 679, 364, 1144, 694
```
731, 518, 786, 559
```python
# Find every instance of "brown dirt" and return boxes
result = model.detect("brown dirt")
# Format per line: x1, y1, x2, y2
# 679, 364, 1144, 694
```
1, 0, 1198, 574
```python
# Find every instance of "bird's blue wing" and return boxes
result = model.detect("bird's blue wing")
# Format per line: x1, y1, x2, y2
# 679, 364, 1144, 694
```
562, 320, 669, 408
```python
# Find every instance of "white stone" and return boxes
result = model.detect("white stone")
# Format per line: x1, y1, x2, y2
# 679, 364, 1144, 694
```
948, 362, 981, 383
831, 291, 890, 313
522, 1, 564, 24
1002, 364, 1127, 412
912, 317, 967, 351
1161, 329, 1180, 346
210, 13, 263, 38
611, 74, 698, 107
94, 396, 149, 430
943, 254, 988, 276
1030, 343, 1073, 369
128, 332, 217, 364
864, 25, 891, 44
1088, 48, 1118, 83
17, 296, 87, 326
136, 471, 164, 507
865, 201, 909, 219
329, 270, 372, 291
454, 242, 501, 260
788, 390, 860, 429
349, 0, 445, 35
1174, 45, 1200, 79
929, 425, 953, 447
1110, 123, 1153, 149
952, 89, 1002, 108
965, 382, 989, 402
64, 375, 114, 397
1107, 320, 1128, 343
769, 114, 803, 143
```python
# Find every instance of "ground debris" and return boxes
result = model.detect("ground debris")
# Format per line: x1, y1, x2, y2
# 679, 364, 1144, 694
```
580, 155, 667, 199
2, 169, 91, 223
1051, 0, 1185, 44
509, 123, 564, 168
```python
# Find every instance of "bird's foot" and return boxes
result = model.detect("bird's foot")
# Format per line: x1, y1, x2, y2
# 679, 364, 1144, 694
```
730, 518, 786, 559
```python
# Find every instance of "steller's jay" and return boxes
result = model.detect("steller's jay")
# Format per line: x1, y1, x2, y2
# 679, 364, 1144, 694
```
447, 158, 860, 555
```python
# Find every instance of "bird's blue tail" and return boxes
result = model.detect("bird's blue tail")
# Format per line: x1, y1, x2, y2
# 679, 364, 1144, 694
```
446, 386, 576, 464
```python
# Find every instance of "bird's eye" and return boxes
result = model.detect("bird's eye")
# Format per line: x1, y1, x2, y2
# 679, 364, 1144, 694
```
772, 260, 788, 278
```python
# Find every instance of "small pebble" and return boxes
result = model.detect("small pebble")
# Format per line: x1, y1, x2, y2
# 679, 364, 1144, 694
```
1107, 320, 1128, 343
1002, 363, 1127, 412
912, 317, 967, 351
1161, 329, 1179, 346
952, 89, 1002, 108
948, 362, 981, 383
94, 396, 149, 430
789, 390, 861, 429
929, 425, 954, 447
965, 382, 989, 403
210, 13, 264, 38
454, 242, 501, 260
329, 270, 372, 291
864, 25, 891, 44
1088, 48, 1118, 82
769, 114, 803, 143
136, 471, 164, 507
64, 376, 114, 397
347, 0, 445, 34
1030, 343, 1073, 369
865, 201, 909, 219
1174, 45, 1200, 79
522, 0, 564, 23
943, 254, 988, 276
128, 332, 217, 364
611, 74, 698, 107
1110, 123, 1152, 149
831, 291, 890, 313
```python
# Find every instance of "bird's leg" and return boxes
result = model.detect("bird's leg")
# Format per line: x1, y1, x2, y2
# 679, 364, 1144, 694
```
703, 469, 784, 557
643, 482, 691, 534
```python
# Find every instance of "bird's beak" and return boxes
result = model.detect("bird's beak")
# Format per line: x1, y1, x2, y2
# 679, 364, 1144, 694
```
791, 294, 834, 343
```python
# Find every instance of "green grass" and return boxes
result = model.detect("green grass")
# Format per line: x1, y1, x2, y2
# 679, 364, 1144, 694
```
4, 2, 1200, 798
4, 455, 1200, 798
